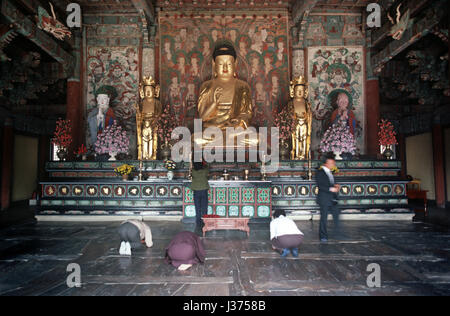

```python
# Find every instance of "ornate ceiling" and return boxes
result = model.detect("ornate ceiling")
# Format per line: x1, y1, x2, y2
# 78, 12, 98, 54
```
52, 0, 375, 14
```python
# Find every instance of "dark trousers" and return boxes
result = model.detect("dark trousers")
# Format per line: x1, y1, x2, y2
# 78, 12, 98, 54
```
319, 202, 340, 240
272, 234, 304, 250
194, 189, 208, 226
118, 222, 143, 249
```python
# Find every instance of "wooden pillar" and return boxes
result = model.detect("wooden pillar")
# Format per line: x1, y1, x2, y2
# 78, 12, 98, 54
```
366, 79, 381, 157
66, 79, 82, 156
432, 124, 446, 208
66, 30, 84, 157
1, 118, 14, 211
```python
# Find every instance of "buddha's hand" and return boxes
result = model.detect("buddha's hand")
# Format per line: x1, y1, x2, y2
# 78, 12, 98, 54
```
213, 87, 223, 105
230, 118, 248, 129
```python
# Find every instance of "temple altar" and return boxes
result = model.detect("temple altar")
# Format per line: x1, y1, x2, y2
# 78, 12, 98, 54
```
38, 159, 410, 220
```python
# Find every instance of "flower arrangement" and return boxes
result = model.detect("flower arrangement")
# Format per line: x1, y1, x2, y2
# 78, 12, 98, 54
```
272, 106, 296, 142
114, 164, 135, 176
164, 159, 177, 171
378, 119, 398, 146
157, 107, 181, 144
94, 121, 129, 155
52, 118, 72, 151
320, 120, 356, 154
74, 144, 87, 159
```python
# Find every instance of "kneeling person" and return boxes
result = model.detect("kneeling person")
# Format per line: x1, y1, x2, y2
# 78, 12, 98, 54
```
270, 210, 304, 257
118, 219, 153, 256
165, 231, 206, 271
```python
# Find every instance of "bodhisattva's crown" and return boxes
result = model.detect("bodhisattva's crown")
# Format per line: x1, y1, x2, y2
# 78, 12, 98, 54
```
141, 76, 156, 87
290, 76, 307, 87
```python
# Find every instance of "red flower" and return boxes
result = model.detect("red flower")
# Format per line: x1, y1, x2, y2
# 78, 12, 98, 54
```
52, 118, 73, 149
378, 119, 398, 146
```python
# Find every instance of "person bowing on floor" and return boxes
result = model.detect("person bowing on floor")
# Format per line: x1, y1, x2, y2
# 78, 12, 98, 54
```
270, 209, 304, 257
118, 219, 153, 256
165, 231, 206, 271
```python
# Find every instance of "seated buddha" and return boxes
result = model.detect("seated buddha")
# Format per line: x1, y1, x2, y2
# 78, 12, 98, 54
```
197, 41, 253, 131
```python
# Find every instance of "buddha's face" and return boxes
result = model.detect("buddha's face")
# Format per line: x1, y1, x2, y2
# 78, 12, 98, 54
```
144, 86, 155, 99
144, 120, 151, 128
214, 55, 235, 80
294, 85, 305, 99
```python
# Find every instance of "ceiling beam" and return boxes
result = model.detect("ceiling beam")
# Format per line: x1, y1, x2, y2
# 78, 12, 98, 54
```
371, 0, 446, 74
292, 0, 319, 25
291, 0, 319, 46
1, 0, 74, 77
130, 0, 155, 25
371, 0, 429, 48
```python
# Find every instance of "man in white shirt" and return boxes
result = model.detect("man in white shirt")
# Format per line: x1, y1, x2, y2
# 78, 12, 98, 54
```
270, 210, 304, 257
316, 154, 341, 242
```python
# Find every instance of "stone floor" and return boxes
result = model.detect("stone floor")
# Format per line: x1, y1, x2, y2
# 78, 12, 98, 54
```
0, 219, 449, 296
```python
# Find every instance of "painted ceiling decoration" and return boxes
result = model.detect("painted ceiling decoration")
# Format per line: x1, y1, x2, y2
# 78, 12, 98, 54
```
36, 2, 72, 41
386, 4, 412, 41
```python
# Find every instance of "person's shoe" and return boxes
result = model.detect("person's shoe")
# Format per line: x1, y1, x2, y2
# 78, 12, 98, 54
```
291, 248, 299, 257
281, 248, 290, 257
119, 241, 126, 255
125, 242, 132, 256
320, 238, 328, 243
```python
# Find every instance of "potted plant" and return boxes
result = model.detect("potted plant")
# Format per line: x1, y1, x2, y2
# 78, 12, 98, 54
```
320, 120, 356, 160
94, 121, 129, 161
378, 119, 398, 159
114, 164, 135, 181
164, 159, 177, 180
52, 118, 72, 161
272, 106, 296, 160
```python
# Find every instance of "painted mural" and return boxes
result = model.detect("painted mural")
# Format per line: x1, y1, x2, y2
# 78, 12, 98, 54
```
303, 15, 364, 47
308, 46, 365, 155
86, 46, 139, 153
159, 12, 290, 127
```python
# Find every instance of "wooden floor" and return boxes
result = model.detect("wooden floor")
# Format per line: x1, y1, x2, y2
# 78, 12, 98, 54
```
0, 219, 449, 296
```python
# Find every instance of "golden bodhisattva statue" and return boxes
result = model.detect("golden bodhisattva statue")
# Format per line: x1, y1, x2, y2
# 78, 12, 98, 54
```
135, 76, 161, 160
198, 41, 253, 132
289, 76, 312, 160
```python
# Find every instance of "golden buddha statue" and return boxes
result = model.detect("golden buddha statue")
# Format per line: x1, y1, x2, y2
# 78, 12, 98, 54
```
288, 76, 312, 160
197, 41, 253, 131
135, 76, 161, 160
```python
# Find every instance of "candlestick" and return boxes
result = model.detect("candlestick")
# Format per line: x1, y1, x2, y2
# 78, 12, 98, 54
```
307, 151, 312, 181
138, 160, 143, 181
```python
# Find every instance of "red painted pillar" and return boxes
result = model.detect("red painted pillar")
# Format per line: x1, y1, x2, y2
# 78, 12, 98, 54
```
66, 30, 84, 159
366, 79, 381, 157
432, 124, 446, 208
66, 79, 82, 157
1, 118, 14, 211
